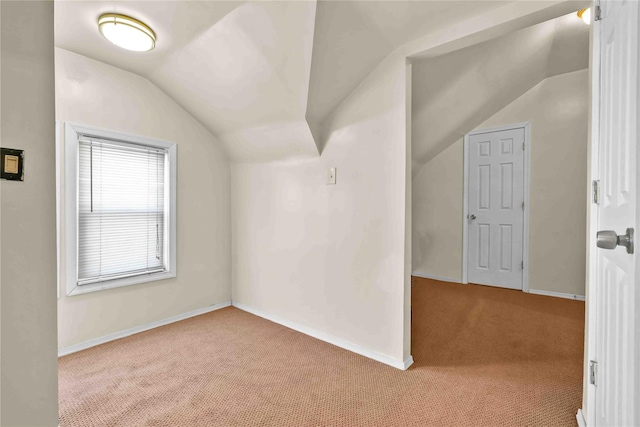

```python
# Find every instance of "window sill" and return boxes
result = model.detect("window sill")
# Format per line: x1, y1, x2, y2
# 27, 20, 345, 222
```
66, 270, 176, 296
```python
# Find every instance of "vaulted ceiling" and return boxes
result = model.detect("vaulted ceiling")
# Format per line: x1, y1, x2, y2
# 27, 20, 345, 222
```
55, 0, 510, 162
412, 11, 589, 174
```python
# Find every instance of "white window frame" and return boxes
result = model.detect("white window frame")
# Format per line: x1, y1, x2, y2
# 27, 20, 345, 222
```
64, 123, 177, 296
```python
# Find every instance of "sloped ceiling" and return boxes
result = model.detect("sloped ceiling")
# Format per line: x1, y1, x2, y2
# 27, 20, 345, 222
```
55, 2, 244, 78
56, 1, 317, 161
411, 12, 589, 175
305, 0, 505, 137
54, 0, 512, 162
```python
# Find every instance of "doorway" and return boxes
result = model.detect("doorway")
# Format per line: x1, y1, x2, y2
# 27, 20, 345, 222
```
411, 11, 589, 300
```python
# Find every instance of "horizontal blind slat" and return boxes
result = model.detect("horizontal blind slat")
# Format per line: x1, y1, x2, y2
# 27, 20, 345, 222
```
77, 139, 167, 284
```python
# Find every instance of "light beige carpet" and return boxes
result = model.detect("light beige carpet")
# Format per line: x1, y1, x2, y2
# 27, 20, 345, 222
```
59, 278, 585, 426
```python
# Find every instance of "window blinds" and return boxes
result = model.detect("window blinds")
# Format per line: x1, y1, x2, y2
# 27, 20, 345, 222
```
77, 137, 167, 285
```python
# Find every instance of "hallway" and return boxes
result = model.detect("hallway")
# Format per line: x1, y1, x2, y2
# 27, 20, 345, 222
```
411, 277, 584, 425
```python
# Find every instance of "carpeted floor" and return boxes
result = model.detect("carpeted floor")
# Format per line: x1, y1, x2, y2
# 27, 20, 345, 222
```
59, 278, 585, 426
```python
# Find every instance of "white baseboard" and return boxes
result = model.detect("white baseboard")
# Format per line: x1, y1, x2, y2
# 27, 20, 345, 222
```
528, 289, 585, 301
232, 301, 413, 371
58, 301, 232, 357
403, 355, 415, 370
576, 409, 587, 427
412, 272, 462, 284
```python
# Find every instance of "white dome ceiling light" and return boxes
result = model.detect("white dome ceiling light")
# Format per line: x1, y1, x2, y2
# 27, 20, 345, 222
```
98, 13, 156, 52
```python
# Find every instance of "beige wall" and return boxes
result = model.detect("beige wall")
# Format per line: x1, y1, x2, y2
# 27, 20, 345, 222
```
1, 2, 59, 425
232, 1, 579, 367
412, 140, 464, 280
56, 48, 231, 349
412, 69, 589, 296
232, 55, 411, 365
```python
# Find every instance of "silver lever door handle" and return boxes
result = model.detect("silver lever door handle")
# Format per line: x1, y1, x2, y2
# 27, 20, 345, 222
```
597, 228, 634, 254
468, 214, 476, 220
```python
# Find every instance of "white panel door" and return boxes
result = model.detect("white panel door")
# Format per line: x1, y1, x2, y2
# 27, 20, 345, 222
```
591, 0, 640, 425
468, 127, 525, 290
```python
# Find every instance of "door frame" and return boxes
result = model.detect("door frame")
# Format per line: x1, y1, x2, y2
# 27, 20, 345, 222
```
584, 6, 599, 424
462, 122, 531, 292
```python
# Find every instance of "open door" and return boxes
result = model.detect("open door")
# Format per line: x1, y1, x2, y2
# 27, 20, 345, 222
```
587, 0, 640, 425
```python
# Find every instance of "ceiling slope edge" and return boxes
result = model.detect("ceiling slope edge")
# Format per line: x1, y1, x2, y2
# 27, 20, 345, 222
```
410, 10, 589, 178
55, 1, 321, 163
220, 119, 319, 162
313, 1, 581, 156
54, 47, 232, 162
149, 1, 319, 164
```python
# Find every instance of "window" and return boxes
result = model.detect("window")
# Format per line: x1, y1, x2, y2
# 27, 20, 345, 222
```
65, 123, 176, 295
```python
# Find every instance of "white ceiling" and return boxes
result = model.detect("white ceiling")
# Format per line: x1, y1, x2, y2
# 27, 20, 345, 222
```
148, 1, 318, 160
305, 0, 506, 127
55, 1, 517, 161
56, 1, 318, 161
411, 11, 589, 173
55, 2, 244, 78
55, 1, 585, 163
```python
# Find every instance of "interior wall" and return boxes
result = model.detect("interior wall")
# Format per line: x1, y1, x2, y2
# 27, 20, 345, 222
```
0, 2, 59, 425
56, 48, 231, 349
232, 55, 411, 365
412, 140, 464, 280
232, 0, 581, 368
412, 68, 589, 297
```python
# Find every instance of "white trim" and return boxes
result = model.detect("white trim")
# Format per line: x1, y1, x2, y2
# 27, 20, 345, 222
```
404, 62, 413, 371
528, 289, 586, 301
55, 120, 61, 299
57, 301, 231, 357
232, 302, 413, 371
412, 272, 462, 284
462, 122, 531, 292
465, 122, 531, 137
63, 122, 178, 296
585, 4, 601, 425
403, 355, 414, 370
576, 409, 587, 427
522, 122, 531, 293
462, 133, 470, 284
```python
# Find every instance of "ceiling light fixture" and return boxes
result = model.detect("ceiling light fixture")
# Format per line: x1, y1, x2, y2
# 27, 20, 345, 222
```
98, 13, 156, 52
577, 8, 591, 25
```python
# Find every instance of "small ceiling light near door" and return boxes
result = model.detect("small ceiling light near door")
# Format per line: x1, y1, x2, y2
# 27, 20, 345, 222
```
577, 8, 591, 25
98, 13, 156, 52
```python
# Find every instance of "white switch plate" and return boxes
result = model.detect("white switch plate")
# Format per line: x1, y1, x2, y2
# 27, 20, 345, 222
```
327, 167, 336, 185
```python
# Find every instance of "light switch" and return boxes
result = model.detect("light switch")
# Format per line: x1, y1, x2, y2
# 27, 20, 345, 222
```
327, 167, 336, 185
1, 148, 24, 181
4, 155, 19, 174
